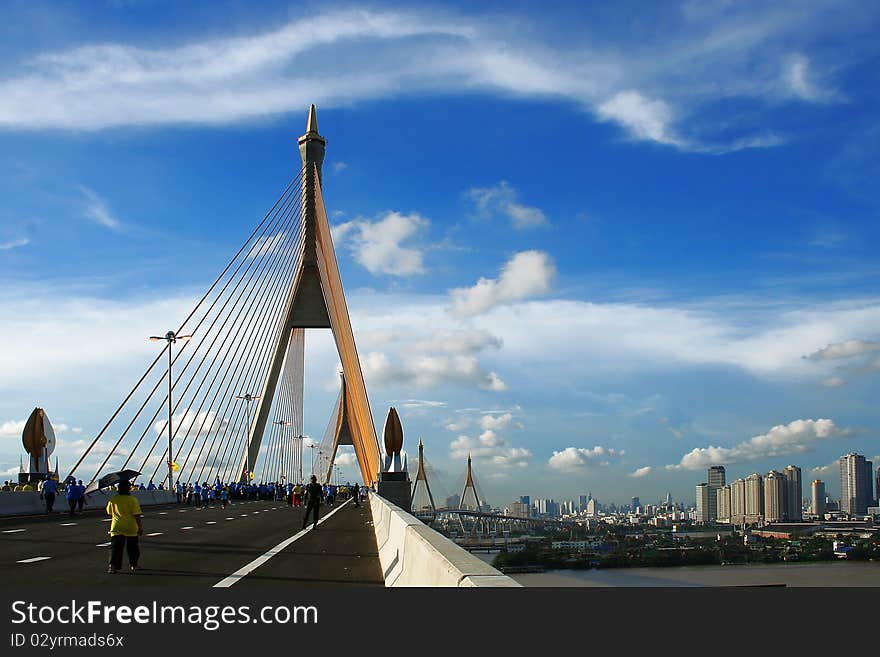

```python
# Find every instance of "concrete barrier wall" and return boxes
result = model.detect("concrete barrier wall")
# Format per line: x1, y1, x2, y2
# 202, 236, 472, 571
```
369, 492, 520, 587
0, 490, 176, 517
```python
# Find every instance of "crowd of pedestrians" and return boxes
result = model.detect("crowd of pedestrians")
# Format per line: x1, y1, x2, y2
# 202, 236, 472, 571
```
2, 472, 369, 575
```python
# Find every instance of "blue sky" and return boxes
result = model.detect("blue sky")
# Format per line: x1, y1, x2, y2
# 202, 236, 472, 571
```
1, 0, 880, 506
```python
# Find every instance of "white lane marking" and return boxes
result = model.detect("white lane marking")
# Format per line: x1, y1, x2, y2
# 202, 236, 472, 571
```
146, 532, 163, 537
17, 556, 52, 564
206, 521, 217, 525
158, 512, 167, 515
225, 518, 234, 521
214, 499, 351, 588
60, 522, 77, 526
178, 510, 187, 513
101, 518, 111, 522
96, 541, 111, 547
181, 526, 194, 530
253, 511, 260, 514
2, 529, 26, 534
240, 514, 248, 517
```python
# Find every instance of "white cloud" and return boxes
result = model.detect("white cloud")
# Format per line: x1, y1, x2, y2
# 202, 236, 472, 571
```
668, 418, 850, 470
397, 399, 447, 409
152, 408, 229, 437
783, 53, 835, 102
78, 185, 122, 230
597, 90, 680, 146
630, 466, 652, 478
334, 211, 428, 276
450, 250, 556, 317
0, 238, 29, 251
806, 339, 880, 361
479, 412, 514, 432
466, 181, 547, 229
0, 6, 854, 150
548, 446, 623, 472
411, 329, 501, 355
332, 161, 348, 173
0, 419, 26, 437
364, 351, 506, 392
334, 451, 358, 468
449, 429, 530, 468
822, 376, 845, 388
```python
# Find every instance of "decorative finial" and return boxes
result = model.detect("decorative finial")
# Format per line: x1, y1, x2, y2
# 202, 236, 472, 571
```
306, 104, 319, 134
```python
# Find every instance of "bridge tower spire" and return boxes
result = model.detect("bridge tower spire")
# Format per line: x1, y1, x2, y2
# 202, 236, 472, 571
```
459, 453, 483, 511
243, 105, 381, 486
411, 439, 437, 522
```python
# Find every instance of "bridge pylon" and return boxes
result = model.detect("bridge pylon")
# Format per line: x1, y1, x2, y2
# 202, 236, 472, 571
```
411, 439, 437, 523
243, 106, 381, 486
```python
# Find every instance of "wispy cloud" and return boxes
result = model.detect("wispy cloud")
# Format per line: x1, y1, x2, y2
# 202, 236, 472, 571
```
0, 238, 29, 251
78, 185, 122, 231
0, 5, 867, 150
467, 181, 547, 229
630, 466, 652, 478
805, 339, 880, 361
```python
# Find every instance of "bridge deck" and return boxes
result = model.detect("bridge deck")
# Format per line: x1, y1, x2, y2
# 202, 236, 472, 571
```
0, 498, 383, 587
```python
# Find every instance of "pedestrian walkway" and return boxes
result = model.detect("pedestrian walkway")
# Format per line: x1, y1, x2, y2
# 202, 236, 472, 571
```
0, 499, 382, 587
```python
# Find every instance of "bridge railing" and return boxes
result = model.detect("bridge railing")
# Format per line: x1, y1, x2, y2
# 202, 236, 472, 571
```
369, 492, 520, 587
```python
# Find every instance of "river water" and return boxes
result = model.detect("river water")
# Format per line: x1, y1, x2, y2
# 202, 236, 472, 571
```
475, 553, 880, 586
514, 562, 880, 587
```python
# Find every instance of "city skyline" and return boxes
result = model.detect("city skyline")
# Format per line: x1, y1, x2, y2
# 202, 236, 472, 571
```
2, 1, 880, 502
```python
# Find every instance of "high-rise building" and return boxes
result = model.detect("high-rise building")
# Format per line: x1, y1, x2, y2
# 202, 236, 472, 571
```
839, 453, 872, 515
745, 473, 764, 520
519, 495, 530, 507
730, 478, 746, 524
696, 483, 711, 523
812, 480, 826, 517
665, 492, 672, 506
631, 496, 640, 512
445, 494, 461, 509
783, 465, 802, 521
876, 469, 880, 507
578, 495, 588, 512
585, 498, 598, 517
716, 485, 731, 523
508, 501, 530, 518
764, 470, 787, 522
707, 466, 726, 520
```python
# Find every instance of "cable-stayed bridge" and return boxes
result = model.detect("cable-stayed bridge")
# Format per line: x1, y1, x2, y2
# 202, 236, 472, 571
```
0, 108, 518, 588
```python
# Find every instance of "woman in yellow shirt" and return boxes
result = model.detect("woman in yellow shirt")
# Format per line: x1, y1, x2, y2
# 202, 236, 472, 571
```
105, 480, 144, 573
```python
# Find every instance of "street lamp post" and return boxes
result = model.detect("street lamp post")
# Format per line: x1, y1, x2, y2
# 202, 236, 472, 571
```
235, 393, 261, 483
272, 420, 291, 482
149, 330, 192, 492
308, 444, 317, 477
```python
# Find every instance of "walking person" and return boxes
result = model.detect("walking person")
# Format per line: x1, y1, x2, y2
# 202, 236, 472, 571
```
41, 476, 58, 514
66, 478, 83, 516
301, 475, 324, 531
352, 482, 360, 508
76, 480, 86, 512
105, 480, 143, 574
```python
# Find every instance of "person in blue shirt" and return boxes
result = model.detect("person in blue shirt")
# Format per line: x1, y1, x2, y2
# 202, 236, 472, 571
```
147, 480, 156, 491
66, 478, 84, 516
41, 477, 58, 514
175, 481, 184, 504
76, 480, 86, 512
193, 482, 202, 508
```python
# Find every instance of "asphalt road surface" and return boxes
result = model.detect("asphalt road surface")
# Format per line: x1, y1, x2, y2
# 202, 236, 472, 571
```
0, 497, 383, 587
